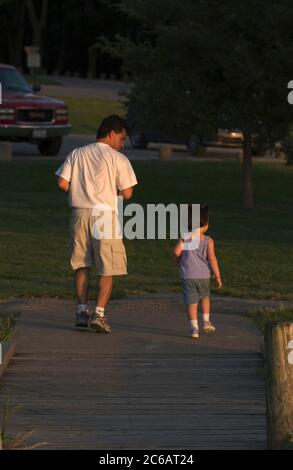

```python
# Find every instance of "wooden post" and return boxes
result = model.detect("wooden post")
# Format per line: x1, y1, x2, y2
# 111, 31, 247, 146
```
0, 143, 12, 161
265, 321, 293, 449
159, 144, 172, 161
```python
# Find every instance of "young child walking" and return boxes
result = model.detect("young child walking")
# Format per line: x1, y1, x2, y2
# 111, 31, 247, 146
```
173, 204, 222, 339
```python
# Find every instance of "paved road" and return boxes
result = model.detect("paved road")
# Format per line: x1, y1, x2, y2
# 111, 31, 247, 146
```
4, 74, 285, 163
0, 293, 271, 449
11, 135, 193, 161
11, 135, 285, 164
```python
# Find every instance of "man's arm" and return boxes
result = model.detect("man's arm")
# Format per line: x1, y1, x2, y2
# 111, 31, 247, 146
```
57, 177, 70, 193
119, 186, 133, 200
117, 156, 138, 200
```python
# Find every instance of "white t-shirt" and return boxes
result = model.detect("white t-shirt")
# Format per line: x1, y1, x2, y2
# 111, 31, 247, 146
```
55, 142, 138, 209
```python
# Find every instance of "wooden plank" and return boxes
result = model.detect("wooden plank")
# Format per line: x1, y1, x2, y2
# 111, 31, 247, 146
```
0, 295, 267, 449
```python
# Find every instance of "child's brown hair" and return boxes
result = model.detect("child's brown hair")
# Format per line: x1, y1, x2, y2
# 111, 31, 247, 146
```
188, 204, 209, 232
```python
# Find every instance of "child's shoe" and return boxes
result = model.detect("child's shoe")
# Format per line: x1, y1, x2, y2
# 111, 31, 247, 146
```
203, 321, 216, 334
191, 327, 199, 339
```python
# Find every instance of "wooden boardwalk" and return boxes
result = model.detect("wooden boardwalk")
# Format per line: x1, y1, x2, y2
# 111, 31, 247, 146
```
0, 294, 269, 449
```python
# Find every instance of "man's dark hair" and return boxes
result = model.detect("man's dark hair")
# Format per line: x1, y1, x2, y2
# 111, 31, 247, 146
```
97, 115, 128, 139
188, 204, 209, 231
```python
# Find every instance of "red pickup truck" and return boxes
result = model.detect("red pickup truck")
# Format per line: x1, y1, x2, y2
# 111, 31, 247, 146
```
0, 64, 71, 155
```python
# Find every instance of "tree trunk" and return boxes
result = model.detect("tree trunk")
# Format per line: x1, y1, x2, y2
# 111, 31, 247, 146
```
57, 44, 66, 75
12, 30, 25, 68
13, 2, 25, 68
88, 44, 98, 79
242, 131, 254, 210
282, 139, 293, 166
3, 1, 25, 68
25, 0, 48, 52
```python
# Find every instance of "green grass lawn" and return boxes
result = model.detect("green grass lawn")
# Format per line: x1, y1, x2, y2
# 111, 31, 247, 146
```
24, 75, 63, 86
24, 86, 124, 135
248, 307, 293, 334
0, 160, 292, 301
60, 97, 125, 134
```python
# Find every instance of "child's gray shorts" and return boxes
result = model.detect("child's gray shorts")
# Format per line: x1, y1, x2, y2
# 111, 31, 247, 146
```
180, 278, 210, 304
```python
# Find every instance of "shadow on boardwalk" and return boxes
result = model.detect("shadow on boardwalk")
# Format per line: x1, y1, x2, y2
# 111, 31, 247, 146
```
0, 293, 282, 449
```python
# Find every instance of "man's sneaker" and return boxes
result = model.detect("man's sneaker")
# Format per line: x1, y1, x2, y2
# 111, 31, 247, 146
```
191, 327, 199, 339
74, 309, 90, 328
89, 314, 111, 334
203, 321, 216, 334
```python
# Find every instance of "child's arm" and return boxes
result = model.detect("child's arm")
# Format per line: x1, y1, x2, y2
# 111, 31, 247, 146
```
207, 237, 222, 288
173, 238, 184, 265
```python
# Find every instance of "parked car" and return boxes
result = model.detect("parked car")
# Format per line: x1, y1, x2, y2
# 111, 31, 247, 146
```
0, 64, 71, 155
126, 110, 265, 156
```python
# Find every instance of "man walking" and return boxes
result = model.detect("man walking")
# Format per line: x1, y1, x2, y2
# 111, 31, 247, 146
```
55, 115, 138, 334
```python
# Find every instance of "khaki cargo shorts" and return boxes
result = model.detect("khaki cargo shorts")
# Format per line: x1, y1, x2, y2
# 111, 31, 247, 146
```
69, 208, 127, 276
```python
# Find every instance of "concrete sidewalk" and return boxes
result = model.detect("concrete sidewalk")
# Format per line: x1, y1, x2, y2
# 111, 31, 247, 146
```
0, 293, 271, 449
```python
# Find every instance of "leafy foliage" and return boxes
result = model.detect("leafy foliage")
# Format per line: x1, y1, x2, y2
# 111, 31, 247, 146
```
0, 315, 15, 342
248, 307, 293, 334
104, 0, 293, 143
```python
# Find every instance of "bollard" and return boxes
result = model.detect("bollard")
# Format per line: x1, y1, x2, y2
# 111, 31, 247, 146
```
0, 142, 12, 161
159, 144, 173, 161
265, 321, 293, 449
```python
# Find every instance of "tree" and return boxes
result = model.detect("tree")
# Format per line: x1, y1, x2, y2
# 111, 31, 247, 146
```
25, 0, 48, 60
103, 0, 293, 209
42, 0, 127, 77
0, 0, 132, 76
0, 0, 25, 68
0, 0, 48, 69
